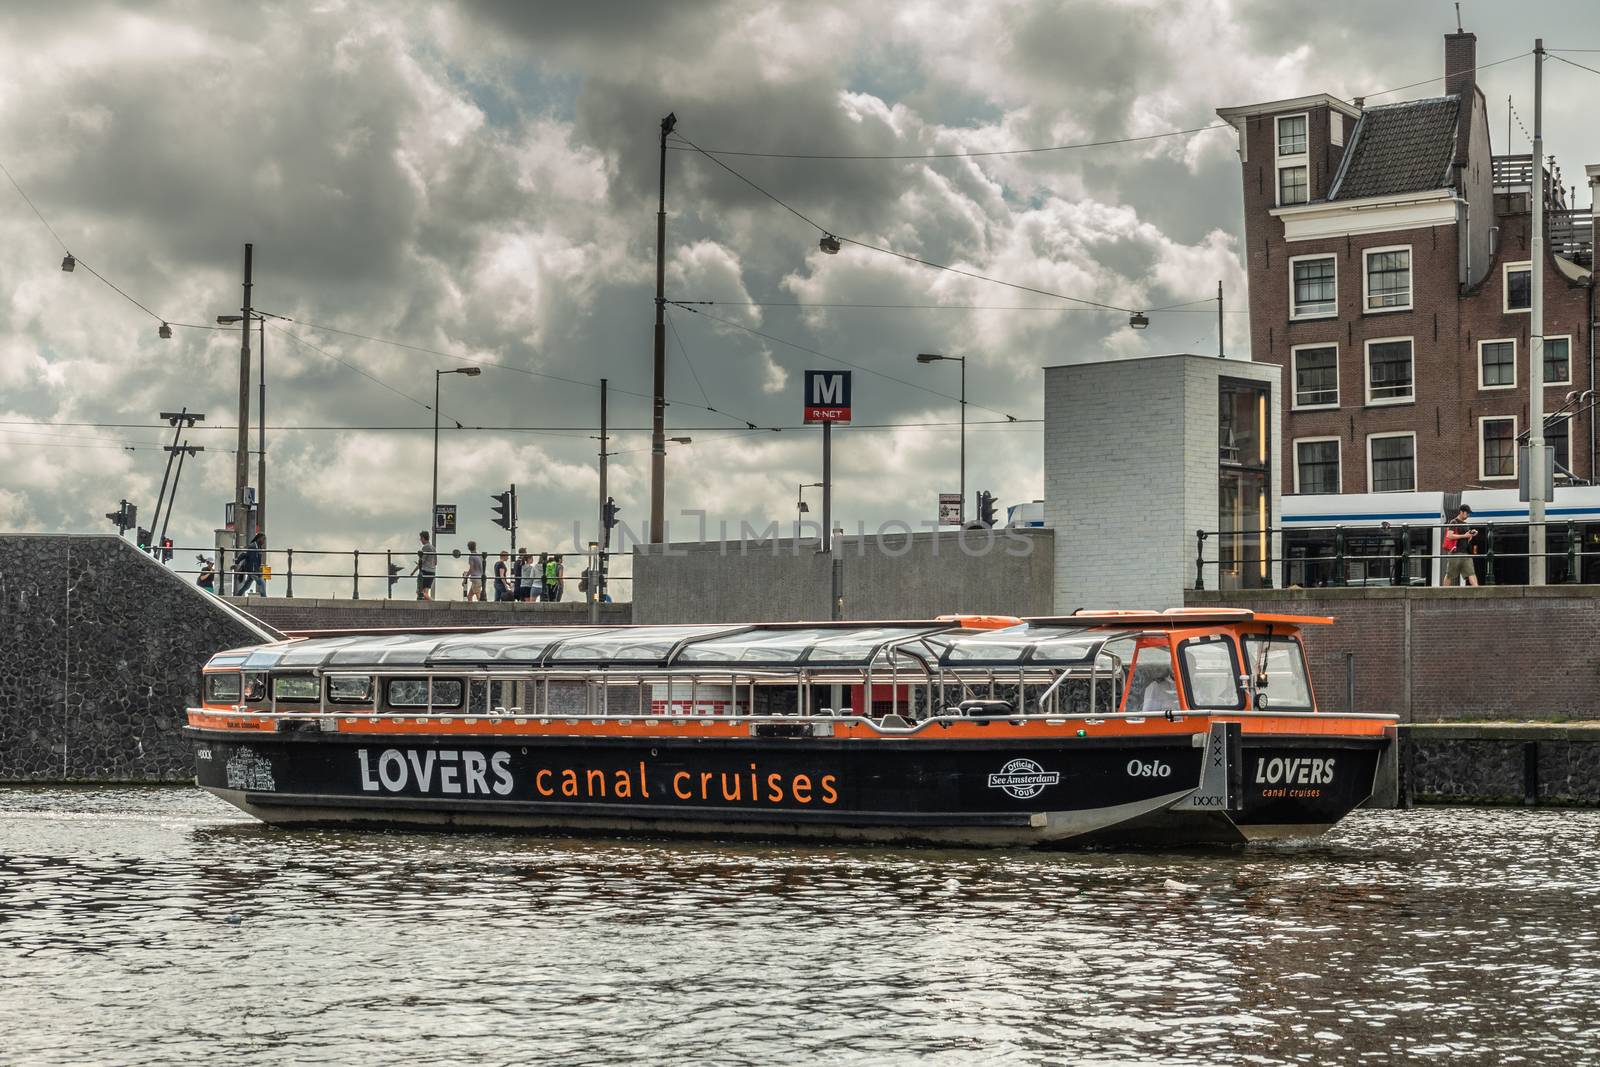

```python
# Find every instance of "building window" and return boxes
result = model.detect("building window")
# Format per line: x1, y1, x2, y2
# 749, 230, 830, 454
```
1366, 338, 1414, 404
1291, 345, 1338, 408
1278, 165, 1308, 205
1479, 339, 1516, 390
1218, 378, 1271, 591
1290, 256, 1337, 319
1369, 433, 1417, 492
1295, 438, 1341, 494
1364, 247, 1412, 311
1545, 335, 1572, 385
1504, 262, 1531, 313
1479, 417, 1517, 480
1550, 417, 1572, 478
1277, 114, 1308, 156
1275, 113, 1309, 207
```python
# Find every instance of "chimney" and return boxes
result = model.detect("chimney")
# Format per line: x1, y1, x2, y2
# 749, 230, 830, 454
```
1445, 31, 1477, 99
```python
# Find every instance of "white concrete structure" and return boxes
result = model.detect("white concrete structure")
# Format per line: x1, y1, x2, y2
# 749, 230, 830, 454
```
1044, 354, 1281, 611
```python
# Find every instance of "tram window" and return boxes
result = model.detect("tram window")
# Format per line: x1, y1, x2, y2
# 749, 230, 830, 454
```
1241, 637, 1314, 710
327, 676, 374, 704
271, 675, 321, 702
1178, 638, 1243, 709
387, 678, 464, 709
205, 673, 242, 703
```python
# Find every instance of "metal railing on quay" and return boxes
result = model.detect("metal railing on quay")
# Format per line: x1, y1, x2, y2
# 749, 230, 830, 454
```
146, 543, 632, 602
1194, 520, 1597, 591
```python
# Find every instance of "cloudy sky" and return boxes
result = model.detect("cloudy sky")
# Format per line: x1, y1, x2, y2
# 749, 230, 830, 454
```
3, 0, 1598, 586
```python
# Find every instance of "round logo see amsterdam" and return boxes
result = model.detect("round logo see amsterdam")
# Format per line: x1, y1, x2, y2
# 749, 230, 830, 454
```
986, 757, 1062, 800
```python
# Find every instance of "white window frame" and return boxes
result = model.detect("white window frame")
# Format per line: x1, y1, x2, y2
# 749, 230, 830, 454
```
1293, 436, 1342, 494
1362, 245, 1413, 313
1367, 431, 1418, 493
1478, 415, 1518, 482
1290, 342, 1340, 410
1364, 335, 1415, 406
1275, 112, 1310, 207
1288, 254, 1338, 320
1477, 337, 1517, 391
1503, 261, 1532, 315
1542, 333, 1573, 387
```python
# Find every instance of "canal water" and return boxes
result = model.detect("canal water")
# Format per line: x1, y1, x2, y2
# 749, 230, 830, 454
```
1, 789, 1597, 1065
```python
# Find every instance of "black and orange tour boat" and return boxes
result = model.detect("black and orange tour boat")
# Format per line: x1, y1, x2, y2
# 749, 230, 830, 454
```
185, 610, 1396, 847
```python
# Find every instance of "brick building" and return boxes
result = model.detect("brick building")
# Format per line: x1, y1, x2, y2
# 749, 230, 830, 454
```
1218, 31, 1596, 498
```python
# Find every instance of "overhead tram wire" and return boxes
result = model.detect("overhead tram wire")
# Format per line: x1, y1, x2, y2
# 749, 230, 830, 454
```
0, 416, 1037, 434
669, 300, 1020, 421
672, 299, 1248, 314
666, 123, 1231, 160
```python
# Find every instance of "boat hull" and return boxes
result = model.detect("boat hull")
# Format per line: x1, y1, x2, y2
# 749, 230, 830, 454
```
186, 724, 1386, 848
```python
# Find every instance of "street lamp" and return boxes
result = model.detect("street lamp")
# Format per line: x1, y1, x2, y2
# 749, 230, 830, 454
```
1128, 311, 1150, 330
916, 353, 966, 522
433, 367, 483, 538
797, 481, 823, 528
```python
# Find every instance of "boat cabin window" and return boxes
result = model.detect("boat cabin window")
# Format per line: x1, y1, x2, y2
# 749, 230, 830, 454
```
242, 672, 267, 704
1177, 636, 1244, 709
1241, 635, 1314, 710
327, 675, 374, 704
205, 673, 241, 704
386, 678, 464, 709
1127, 643, 1179, 713
271, 674, 321, 702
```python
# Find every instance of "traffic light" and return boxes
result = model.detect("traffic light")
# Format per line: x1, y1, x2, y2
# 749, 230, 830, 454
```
387, 563, 403, 593
491, 488, 516, 531
976, 491, 998, 529
136, 527, 153, 551
160, 537, 174, 563
603, 496, 621, 532
105, 500, 137, 534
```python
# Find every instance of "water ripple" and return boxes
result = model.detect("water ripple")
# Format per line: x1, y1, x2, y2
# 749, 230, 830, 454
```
1, 789, 1598, 1064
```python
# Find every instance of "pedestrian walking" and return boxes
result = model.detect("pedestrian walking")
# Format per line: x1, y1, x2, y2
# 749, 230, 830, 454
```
410, 530, 437, 601
464, 540, 485, 601
233, 532, 268, 597
1442, 504, 1479, 587
515, 550, 536, 602
494, 550, 513, 602
197, 555, 217, 593
544, 552, 564, 603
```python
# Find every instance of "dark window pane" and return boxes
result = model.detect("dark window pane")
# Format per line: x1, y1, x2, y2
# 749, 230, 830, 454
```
1482, 419, 1516, 477
1545, 337, 1571, 383
1297, 440, 1340, 494
1219, 379, 1269, 468
1292, 259, 1336, 317
1366, 249, 1411, 308
1371, 436, 1416, 492
1278, 165, 1308, 205
1507, 268, 1531, 310
1368, 340, 1414, 401
1294, 346, 1338, 406
1277, 115, 1307, 156
1481, 341, 1515, 387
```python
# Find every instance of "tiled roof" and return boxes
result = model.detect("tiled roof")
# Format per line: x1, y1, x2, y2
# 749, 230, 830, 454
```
1329, 96, 1460, 201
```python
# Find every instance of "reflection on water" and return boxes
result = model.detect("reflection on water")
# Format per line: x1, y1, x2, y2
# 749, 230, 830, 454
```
2, 788, 1598, 1065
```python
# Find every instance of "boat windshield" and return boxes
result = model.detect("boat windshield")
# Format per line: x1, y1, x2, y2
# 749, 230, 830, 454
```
1242, 635, 1314, 710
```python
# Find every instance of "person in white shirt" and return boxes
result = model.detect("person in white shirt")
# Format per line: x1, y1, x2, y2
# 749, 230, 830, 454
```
1141, 671, 1179, 713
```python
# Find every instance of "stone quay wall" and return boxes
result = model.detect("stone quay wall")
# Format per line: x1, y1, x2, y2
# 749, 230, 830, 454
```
1404, 724, 1600, 807
0, 535, 277, 782
1185, 586, 1600, 723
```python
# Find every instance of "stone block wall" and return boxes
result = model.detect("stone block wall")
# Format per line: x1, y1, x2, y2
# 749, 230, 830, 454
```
1188, 585, 1600, 722
0, 535, 277, 782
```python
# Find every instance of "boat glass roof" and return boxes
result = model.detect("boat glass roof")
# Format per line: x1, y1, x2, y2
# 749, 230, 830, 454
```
544, 624, 739, 665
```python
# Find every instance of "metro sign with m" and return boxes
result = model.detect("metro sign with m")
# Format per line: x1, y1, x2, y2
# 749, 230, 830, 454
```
803, 370, 852, 423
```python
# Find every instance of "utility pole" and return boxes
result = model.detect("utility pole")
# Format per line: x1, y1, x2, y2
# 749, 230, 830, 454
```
157, 441, 204, 551
1217, 280, 1225, 358
150, 410, 203, 553
1529, 39, 1548, 584
597, 377, 609, 616
257, 317, 266, 538
234, 243, 254, 553
650, 112, 676, 543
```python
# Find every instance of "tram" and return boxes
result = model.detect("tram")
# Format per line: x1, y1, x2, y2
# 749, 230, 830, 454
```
186, 612, 1394, 848
1282, 485, 1600, 587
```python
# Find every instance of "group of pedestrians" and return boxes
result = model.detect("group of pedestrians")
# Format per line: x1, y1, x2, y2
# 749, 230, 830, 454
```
492, 549, 565, 602
410, 531, 565, 602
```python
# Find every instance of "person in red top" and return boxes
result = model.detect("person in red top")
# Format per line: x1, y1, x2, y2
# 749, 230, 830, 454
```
1442, 505, 1479, 586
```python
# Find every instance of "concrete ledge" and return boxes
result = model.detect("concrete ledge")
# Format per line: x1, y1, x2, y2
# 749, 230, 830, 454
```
1190, 585, 1600, 602
1405, 722, 1600, 741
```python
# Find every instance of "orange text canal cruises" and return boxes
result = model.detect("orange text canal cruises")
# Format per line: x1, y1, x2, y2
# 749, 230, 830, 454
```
185, 610, 1396, 848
